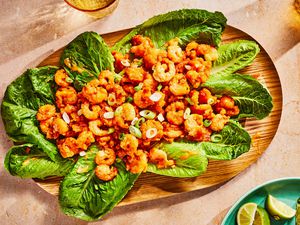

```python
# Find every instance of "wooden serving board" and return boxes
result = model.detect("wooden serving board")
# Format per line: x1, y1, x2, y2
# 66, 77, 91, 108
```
36, 26, 282, 206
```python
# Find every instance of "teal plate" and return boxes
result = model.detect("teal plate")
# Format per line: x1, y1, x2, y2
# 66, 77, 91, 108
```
221, 177, 300, 225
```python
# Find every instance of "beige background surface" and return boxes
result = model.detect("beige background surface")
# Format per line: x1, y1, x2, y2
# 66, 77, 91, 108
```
0, 0, 299, 225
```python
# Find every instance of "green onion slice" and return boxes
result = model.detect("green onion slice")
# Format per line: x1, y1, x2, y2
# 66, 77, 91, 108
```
139, 110, 156, 119
129, 125, 142, 138
203, 119, 212, 127
211, 134, 222, 143
186, 97, 194, 105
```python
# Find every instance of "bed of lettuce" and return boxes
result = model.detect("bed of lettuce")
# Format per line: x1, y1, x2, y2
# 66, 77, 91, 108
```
1, 9, 273, 221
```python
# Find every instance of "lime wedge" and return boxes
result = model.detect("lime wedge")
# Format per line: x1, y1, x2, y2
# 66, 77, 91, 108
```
266, 195, 296, 220
253, 206, 270, 225
237, 202, 258, 225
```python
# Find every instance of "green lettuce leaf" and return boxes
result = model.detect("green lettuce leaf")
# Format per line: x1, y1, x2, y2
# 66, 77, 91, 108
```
211, 40, 260, 76
147, 120, 251, 176
201, 120, 251, 160
59, 145, 139, 221
1, 66, 61, 161
60, 32, 114, 90
147, 142, 208, 177
112, 9, 227, 53
4, 144, 74, 179
202, 73, 273, 119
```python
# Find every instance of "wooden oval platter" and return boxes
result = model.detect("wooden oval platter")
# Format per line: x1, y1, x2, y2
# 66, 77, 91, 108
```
35, 25, 282, 206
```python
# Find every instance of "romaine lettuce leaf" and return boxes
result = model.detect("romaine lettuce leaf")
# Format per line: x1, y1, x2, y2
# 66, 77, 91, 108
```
202, 73, 273, 119
4, 144, 74, 179
1, 66, 61, 161
147, 142, 208, 177
146, 120, 251, 176
60, 32, 114, 90
211, 40, 260, 76
112, 9, 227, 53
200, 120, 251, 160
59, 145, 139, 221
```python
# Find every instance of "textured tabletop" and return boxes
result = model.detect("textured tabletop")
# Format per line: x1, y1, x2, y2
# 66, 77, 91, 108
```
0, 0, 299, 224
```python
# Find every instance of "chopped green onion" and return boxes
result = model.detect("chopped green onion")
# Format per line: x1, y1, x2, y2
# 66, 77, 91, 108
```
135, 117, 146, 128
108, 128, 115, 134
211, 134, 222, 143
183, 107, 191, 119
136, 59, 143, 66
129, 125, 142, 138
126, 96, 133, 103
119, 133, 126, 140
114, 71, 124, 83
65, 77, 73, 83
108, 93, 116, 106
157, 84, 163, 91
146, 128, 157, 139
203, 119, 212, 127
186, 97, 194, 105
115, 106, 123, 116
207, 98, 215, 105
139, 110, 156, 119
134, 83, 143, 92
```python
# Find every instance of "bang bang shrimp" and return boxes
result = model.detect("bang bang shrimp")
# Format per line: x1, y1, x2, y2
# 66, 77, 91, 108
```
82, 79, 107, 104
56, 86, 78, 108
152, 58, 176, 82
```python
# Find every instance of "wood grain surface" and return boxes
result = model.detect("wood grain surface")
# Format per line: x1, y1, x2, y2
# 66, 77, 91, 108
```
35, 25, 282, 206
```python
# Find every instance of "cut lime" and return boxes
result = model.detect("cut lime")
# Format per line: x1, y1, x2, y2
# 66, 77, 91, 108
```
237, 202, 257, 225
266, 195, 296, 220
253, 206, 270, 225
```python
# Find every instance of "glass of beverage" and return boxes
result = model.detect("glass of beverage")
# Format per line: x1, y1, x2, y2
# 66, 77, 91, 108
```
64, 0, 119, 18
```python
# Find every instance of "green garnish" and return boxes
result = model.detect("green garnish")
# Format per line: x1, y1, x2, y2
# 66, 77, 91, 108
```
65, 77, 73, 83
126, 96, 133, 103
157, 84, 163, 91
134, 83, 143, 92
211, 134, 222, 143
129, 125, 142, 138
108, 128, 115, 134
119, 133, 126, 140
140, 110, 156, 119
135, 118, 146, 128
186, 97, 194, 105
203, 119, 212, 127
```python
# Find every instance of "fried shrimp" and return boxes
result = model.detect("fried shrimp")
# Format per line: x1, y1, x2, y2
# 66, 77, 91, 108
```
184, 114, 211, 141
140, 120, 163, 142
152, 58, 176, 82
82, 79, 107, 104
114, 103, 136, 128
167, 38, 184, 63
165, 101, 185, 125
98, 70, 115, 87
52, 117, 69, 135
169, 73, 190, 96
57, 137, 78, 158
77, 130, 95, 150
95, 164, 118, 181
81, 103, 100, 120
120, 134, 138, 155
56, 86, 78, 108
210, 114, 229, 132
36, 34, 240, 181
54, 69, 71, 87
131, 35, 154, 57
36, 104, 56, 121
40, 117, 59, 139
88, 120, 109, 137
149, 148, 174, 168
95, 148, 116, 166
126, 150, 148, 173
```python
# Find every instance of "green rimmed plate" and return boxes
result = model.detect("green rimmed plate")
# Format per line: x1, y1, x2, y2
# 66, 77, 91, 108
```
222, 177, 300, 225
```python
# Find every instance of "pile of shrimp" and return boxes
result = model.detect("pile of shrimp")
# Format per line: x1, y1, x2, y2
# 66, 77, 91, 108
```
36, 35, 239, 181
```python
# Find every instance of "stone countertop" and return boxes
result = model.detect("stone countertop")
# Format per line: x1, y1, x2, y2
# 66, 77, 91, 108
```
0, 0, 299, 224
